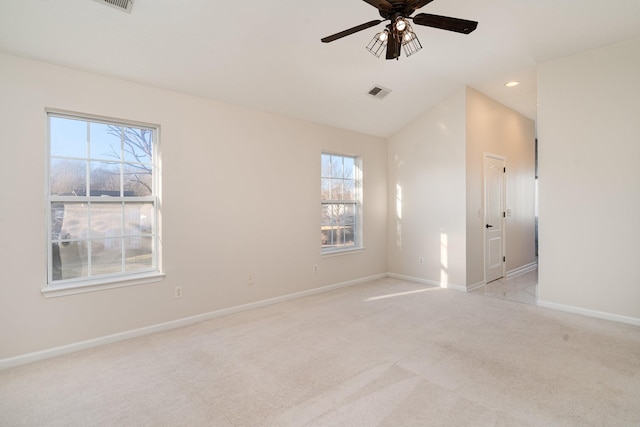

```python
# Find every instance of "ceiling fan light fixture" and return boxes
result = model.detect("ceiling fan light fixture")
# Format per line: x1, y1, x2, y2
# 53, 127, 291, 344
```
395, 18, 408, 32
366, 30, 389, 57
400, 23, 422, 57
402, 32, 422, 56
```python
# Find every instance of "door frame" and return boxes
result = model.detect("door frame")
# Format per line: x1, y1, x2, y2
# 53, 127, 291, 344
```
483, 152, 507, 284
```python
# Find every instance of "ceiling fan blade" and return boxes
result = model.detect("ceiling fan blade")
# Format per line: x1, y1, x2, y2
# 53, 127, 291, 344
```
410, 0, 435, 9
413, 13, 478, 34
362, 0, 393, 16
385, 37, 401, 60
361, 0, 392, 10
321, 20, 383, 43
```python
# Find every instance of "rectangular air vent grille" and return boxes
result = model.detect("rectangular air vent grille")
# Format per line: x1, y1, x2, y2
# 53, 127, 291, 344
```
368, 85, 391, 100
94, 0, 134, 13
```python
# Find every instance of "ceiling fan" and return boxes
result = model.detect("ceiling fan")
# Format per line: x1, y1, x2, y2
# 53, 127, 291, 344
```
321, 0, 478, 60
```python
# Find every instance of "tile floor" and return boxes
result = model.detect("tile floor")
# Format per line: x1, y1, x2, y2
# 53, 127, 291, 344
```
469, 268, 538, 305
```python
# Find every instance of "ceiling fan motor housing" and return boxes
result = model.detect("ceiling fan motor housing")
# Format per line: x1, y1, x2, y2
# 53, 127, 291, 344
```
377, 0, 420, 18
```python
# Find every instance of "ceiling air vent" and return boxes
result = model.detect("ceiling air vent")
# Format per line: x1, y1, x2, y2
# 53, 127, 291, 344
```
94, 0, 134, 13
367, 85, 391, 100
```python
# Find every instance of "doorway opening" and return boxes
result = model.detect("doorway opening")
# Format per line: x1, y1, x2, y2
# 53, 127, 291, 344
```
472, 147, 539, 305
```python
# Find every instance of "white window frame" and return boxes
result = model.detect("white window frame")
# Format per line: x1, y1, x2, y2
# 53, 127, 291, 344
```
321, 152, 363, 254
43, 110, 163, 297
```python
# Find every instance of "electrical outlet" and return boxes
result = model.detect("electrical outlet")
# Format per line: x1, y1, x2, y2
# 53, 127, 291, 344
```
418, 257, 424, 265
174, 287, 182, 299
313, 264, 319, 274
248, 273, 255, 285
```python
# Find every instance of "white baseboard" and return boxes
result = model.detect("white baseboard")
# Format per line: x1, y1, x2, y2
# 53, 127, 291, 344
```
537, 300, 640, 327
466, 281, 486, 292
386, 273, 467, 292
506, 262, 538, 279
0, 273, 386, 370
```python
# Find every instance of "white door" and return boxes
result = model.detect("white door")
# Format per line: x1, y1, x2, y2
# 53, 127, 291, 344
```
484, 154, 505, 283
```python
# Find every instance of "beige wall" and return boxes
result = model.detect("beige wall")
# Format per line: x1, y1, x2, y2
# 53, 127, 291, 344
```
537, 37, 640, 321
465, 87, 537, 286
0, 53, 388, 359
387, 89, 468, 290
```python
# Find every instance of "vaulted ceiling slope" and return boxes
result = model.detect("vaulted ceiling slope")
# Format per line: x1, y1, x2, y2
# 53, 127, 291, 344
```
1, 0, 639, 137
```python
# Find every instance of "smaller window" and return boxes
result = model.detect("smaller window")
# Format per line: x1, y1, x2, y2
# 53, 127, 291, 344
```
321, 153, 362, 252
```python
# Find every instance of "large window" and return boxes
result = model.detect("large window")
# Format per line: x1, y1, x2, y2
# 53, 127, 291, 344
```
321, 153, 361, 252
46, 112, 160, 290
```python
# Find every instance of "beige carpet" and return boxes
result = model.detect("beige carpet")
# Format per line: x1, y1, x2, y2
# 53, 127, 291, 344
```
1, 277, 639, 426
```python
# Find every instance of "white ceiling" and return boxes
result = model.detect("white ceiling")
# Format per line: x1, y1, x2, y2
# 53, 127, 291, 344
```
1, 0, 639, 137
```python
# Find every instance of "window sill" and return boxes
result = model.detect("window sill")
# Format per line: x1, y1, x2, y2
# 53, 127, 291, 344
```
41, 272, 165, 298
322, 247, 365, 258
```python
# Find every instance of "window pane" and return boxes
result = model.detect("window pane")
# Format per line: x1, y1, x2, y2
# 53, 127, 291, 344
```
321, 204, 332, 223
343, 157, 355, 179
58, 241, 88, 280
331, 179, 343, 201
91, 239, 123, 275
90, 203, 123, 239
344, 203, 356, 226
123, 127, 153, 164
321, 204, 334, 247
321, 228, 332, 247
50, 116, 87, 158
51, 242, 62, 281
341, 226, 355, 245
344, 179, 355, 200
333, 203, 345, 226
50, 159, 87, 196
343, 204, 356, 246
90, 123, 121, 161
125, 236, 153, 272
321, 154, 332, 177
51, 203, 65, 241
320, 201, 357, 248
321, 229, 334, 247
321, 178, 331, 201
124, 203, 154, 236
123, 164, 152, 197
52, 202, 88, 242
90, 161, 121, 196
332, 156, 343, 178
335, 227, 344, 247
321, 206, 333, 227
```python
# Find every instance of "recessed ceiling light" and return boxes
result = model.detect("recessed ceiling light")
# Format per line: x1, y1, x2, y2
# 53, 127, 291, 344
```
505, 81, 520, 88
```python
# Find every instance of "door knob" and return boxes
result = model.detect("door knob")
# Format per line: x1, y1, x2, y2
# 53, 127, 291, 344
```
486, 224, 493, 228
